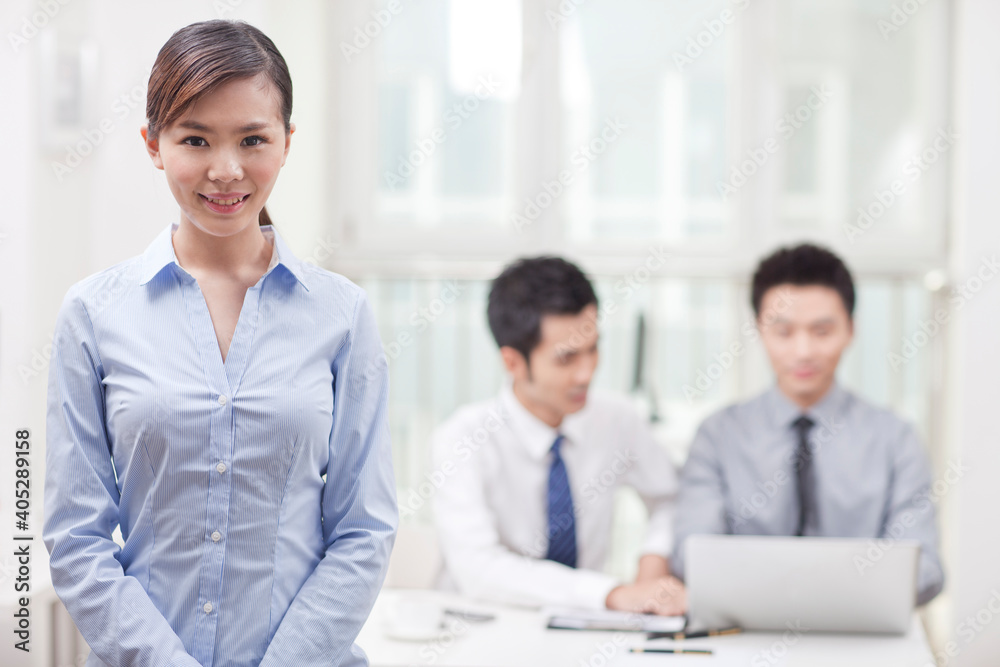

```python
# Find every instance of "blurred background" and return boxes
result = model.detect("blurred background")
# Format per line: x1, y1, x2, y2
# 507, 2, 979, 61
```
1, 0, 997, 665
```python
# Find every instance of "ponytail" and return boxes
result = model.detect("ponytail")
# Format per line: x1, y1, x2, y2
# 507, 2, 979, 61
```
259, 204, 274, 227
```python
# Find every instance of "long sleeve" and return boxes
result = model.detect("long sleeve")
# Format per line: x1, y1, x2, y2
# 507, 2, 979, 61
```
670, 421, 730, 581
259, 290, 398, 667
431, 427, 619, 611
42, 289, 202, 667
883, 422, 945, 605
620, 418, 678, 558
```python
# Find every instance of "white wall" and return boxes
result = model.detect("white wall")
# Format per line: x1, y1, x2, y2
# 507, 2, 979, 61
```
949, 0, 1000, 665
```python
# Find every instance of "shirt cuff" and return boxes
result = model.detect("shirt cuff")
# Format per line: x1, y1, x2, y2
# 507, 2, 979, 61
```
640, 529, 674, 559
572, 570, 621, 610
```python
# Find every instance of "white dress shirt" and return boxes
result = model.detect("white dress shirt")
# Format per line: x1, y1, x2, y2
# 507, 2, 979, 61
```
431, 381, 678, 610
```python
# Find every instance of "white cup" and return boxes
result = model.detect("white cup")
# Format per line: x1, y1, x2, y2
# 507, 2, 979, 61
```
384, 595, 445, 641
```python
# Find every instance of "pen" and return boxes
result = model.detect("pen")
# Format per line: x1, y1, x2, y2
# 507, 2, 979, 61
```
630, 648, 713, 655
443, 608, 496, 623
647, 626, 743, 641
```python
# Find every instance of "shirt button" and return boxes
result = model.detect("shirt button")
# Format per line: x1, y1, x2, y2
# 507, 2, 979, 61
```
218, 394, 228, 406
203, 602, 213, 613
216, 462, 227, 474
211, 531, 222, 542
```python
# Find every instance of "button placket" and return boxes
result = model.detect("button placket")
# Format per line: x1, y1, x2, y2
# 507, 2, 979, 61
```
179, 270, 266, 666
194, 387, 232, 664
178, 273, 238, 667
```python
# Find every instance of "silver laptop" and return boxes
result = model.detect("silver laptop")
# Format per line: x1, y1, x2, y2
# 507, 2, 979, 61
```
685, 535, 919, 634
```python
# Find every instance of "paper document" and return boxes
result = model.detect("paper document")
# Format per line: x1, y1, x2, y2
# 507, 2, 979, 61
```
544, 606, 686, 633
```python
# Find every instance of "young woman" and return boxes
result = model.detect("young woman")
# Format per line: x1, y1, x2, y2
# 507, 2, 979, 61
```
43, 20, 397, 667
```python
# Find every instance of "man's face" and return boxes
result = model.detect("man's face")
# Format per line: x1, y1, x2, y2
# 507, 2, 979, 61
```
758, 284, 853, 407
508, 304, 600, 422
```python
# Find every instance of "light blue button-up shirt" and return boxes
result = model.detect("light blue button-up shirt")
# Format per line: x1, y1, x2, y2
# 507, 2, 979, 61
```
43, 222, 398, 667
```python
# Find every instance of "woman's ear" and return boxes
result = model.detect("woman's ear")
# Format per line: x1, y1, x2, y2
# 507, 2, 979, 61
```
140, 124, 164, 170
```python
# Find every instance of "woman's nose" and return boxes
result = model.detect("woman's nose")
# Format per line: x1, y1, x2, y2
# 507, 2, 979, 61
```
207, 150, 243, 182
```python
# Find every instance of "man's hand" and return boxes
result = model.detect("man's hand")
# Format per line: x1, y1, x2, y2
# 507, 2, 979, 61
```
605, 576, 687, 616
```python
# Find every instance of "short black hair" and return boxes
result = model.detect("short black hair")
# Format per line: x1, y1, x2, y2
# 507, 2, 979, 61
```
751, 243, 855, 317
487, 256, 598, 362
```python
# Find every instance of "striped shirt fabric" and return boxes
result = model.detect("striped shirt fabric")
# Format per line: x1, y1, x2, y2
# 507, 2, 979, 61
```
43, 221, 398, 667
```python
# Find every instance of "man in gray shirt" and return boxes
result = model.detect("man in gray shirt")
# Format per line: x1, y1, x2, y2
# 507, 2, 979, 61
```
672, 244, 945, 605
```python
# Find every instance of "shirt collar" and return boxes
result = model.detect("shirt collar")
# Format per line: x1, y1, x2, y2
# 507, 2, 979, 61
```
138, 222, 311, 291
765, 381, 849, 429
498, 380, 587, 460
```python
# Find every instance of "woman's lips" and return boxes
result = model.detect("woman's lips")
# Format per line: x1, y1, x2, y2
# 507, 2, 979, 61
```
200, 193, 250, 214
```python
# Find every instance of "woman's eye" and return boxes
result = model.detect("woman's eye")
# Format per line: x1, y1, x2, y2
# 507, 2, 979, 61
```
182, 136, 207, 147
243, 135, 267, 147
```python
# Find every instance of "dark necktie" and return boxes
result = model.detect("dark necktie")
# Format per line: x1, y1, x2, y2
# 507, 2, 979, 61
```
792, 415, 816, 536
545, 434, 577, 568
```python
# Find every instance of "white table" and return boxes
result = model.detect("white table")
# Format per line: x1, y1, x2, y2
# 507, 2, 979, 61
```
357, 589, 935, 667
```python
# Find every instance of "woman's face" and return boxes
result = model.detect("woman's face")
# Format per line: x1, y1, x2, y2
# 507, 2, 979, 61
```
141, 75, 293, 237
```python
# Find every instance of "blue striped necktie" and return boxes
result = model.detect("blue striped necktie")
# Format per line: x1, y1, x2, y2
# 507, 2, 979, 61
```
545, 434, 577, 568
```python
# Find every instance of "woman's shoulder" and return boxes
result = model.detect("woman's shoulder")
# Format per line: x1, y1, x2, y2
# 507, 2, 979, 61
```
60, 255, 145, 311
295, 262, 373, 311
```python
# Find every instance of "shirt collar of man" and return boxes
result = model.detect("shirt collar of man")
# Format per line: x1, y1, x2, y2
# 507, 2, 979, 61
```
138, 221, 311, 291
765, 380, 849, 431
499, 380, 588, 460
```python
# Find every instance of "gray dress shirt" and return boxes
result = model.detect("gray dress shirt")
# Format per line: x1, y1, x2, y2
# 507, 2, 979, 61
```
672, 383, 945, 605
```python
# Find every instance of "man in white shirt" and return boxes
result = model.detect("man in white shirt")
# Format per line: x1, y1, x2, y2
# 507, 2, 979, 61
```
431, 257, 684, 615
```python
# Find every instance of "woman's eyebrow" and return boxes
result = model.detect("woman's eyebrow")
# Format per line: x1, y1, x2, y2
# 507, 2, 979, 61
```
176, 120, 272, 133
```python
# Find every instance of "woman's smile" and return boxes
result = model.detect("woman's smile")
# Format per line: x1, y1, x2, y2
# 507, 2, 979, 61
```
199, 192, 251, 213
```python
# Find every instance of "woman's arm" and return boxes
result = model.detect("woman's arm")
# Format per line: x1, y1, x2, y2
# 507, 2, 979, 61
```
259, 289, 398, 667
42, 289, 201, 667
